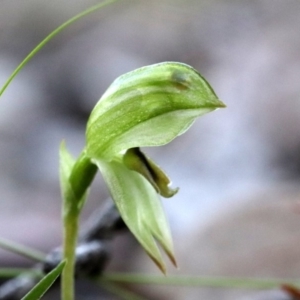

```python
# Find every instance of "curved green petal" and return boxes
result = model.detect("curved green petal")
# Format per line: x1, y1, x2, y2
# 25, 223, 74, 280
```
86, 62, 225, 160
123, 147, 178, 198
95, 159, 176, 273
83, 61, 225, 274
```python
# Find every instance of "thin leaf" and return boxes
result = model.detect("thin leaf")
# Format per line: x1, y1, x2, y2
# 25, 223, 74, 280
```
102, 272, 300, 290
21, 260, 65, 300
0, 0, 121, 97
0, 237, 45, 262
0, 268, 42, 278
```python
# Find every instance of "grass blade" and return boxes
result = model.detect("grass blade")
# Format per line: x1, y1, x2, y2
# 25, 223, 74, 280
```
21, 260, 65, 300
0, 0, 121, 97
0, 237, 45, 262
0, 268, 42, 278
101, 272, 300, 290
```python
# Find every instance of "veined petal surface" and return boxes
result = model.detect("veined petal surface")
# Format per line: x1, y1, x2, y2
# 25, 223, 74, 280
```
86, 62, 225, 160
95, 159, 176, 272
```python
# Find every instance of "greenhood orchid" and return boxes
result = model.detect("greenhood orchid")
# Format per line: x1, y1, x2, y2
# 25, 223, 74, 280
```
63, 62, 225, 273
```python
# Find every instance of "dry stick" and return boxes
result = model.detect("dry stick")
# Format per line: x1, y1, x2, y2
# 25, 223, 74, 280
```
0, 202, 127, 300
1, 202, 298, 299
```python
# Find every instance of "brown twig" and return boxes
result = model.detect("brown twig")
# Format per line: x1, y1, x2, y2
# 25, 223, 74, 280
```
0, 201, 127, 300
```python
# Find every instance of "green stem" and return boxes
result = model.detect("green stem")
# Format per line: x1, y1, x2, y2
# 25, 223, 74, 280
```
61, 151, 97, 300
62, 208, 79, 300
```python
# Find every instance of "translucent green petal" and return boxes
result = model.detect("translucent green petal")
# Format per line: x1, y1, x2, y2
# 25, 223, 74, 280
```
86, 62, 225, 160
95, 159, 176, 273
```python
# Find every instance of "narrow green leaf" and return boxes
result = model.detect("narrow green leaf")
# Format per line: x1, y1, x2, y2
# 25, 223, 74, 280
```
0, 237, 45, 262
0, 0, 121, 97
21, 260, 65, 300
101, 272, 300, 290
0, 268, 42, 278
95, 160, 176, 273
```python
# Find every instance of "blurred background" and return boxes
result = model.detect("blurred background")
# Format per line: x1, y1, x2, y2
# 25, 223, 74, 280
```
1, 0, 300, 299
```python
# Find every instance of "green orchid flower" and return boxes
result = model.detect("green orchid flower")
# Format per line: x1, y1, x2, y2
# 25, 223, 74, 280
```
83, 62, 225, 272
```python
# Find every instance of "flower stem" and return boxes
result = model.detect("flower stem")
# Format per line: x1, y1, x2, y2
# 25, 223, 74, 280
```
60, 150, 97, 300
62, 207, 79, 300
